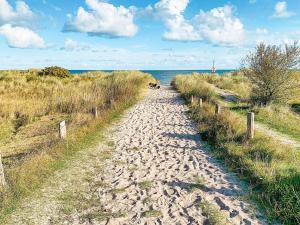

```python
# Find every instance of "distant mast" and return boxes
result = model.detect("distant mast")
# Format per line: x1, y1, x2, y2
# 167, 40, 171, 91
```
211, 59, 216, 73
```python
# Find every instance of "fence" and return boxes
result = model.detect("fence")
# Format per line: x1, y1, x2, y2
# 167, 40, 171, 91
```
190, 95, 255, 140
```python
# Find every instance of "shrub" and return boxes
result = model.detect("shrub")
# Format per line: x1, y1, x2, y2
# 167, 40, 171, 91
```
242, 42, 300, 106
39, 66, 71, 78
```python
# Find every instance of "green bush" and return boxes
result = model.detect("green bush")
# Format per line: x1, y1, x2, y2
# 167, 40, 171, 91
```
39, 66, 71, 78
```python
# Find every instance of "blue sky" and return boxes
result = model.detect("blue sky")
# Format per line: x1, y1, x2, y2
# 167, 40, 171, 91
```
0, 0, 300, 70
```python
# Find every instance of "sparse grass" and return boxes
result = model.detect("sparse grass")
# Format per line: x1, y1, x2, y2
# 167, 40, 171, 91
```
142, 197, 153, 204
0, 69, 154, 222
58, 191, 79, 215
173, 74, 300, 224
113, 160, 127, 165
98, 151, 112, 160
188, 176, 205, 192
141, 210, 162, 218
138, 181, 153, 190
128, 147, 139, 152
81, 211, 126, 221
110, 188, 127, 194
106, 141, 115, 147
199, 200, 229, 225
128, 166, 137, 172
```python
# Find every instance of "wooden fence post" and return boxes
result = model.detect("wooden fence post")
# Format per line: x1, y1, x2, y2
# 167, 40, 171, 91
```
92, 107, 98, 118
59, 120, 67, 139
191, 95, 194, 104
215, 104, 221, 115
199, 98, 203, 107
109, 99, 114, 108
0, 155, 6, 187
247, 112, 255, 139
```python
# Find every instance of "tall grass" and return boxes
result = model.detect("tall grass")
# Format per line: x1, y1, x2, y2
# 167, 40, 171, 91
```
0, 70, 153, 220
173, 74, 300, 225
183, 72, 251, 99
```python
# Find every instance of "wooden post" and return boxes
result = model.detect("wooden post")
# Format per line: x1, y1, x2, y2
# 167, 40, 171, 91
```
92, 107, 98, 118
247, 112, 255, 139
109, 99, 114, 108
59, 120, 67, 139
215, 104, 221, 115
191, 95, 194, 104
0, 155, 6, 187
199, 98, 203, 107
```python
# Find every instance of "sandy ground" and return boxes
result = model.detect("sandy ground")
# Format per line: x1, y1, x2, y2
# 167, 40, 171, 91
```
8, 87, 266, 225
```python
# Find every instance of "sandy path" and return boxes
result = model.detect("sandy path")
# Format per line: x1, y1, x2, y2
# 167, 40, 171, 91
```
8, 87, 266, 225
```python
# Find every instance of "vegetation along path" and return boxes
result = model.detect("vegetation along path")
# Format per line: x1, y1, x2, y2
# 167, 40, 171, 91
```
8, 87, 266, 225
215, 87, 300, 148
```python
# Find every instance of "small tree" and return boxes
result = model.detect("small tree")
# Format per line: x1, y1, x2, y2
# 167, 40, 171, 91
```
39, 66, 71, 78
242, 42, 300, 106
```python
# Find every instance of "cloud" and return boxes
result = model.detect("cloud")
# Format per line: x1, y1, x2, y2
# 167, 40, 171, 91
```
61, 38, 90, 51
0, 0, 34, 26
0, 24, 46, 49
153, 0, 200, 41
246, 28, 299, 47
249, 0, 256, 4
193, 5, 244, 45
256, 28, 268, 35
151, 1, 244, 45
63, 0, 138, 38
272, 1, 295, 18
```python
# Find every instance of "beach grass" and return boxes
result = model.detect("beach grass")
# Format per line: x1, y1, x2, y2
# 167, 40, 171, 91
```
0, 69, 153, 221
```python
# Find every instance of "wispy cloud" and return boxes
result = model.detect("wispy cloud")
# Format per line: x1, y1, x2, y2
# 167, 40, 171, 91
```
272, 1, 295, 18
61, 38, 90, 51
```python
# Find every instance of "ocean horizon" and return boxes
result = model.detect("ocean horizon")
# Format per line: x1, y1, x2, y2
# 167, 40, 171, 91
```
70, 70, 235, 85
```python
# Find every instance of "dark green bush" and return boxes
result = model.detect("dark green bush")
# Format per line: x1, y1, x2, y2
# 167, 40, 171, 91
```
39, 66, 71, 78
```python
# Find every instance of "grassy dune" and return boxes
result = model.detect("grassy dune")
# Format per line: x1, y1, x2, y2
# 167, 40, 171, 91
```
173, 74, 300, 224
0, 70, 153, 219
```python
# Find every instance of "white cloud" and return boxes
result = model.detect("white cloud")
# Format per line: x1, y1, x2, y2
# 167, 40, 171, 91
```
0, 0, 34, 26
150, 1, 244, 45
61, 38, 90, 51
64, 0, 138, 38
256, 28, 268, 35
272, 1, 295, 18
249, 0, 257, 4
193, 5, 245, 45
246, 28, 299, 47
153, 0, 200, 41
0, 24, 46, 49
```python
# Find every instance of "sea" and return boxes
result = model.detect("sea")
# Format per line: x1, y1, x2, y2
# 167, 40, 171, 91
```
70, 70, 235, 85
